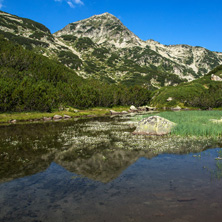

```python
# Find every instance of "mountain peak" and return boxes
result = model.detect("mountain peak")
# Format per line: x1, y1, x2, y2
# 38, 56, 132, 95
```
95, 12, 116, 17
86, 12, 118, 20
55, 12, 143, 47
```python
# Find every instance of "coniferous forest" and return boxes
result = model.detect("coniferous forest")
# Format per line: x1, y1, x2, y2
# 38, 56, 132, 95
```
0, 36, 151, 112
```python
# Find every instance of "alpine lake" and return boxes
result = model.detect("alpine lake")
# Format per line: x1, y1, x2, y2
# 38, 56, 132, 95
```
1, 111, 222, 222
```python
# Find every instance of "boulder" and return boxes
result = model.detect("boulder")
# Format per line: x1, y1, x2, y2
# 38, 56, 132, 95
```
122, 111, 128, 114
53, 115, 62, 120
167, 97, 173, 102
171, 106, 181, 111
147, 106, 156, 111
43, 117, 52, 121
211, 74, 222, 81
130, 105, 138, 112
133, 116, 176, 135
138, 106, 149, 111
110, 110, 121, 115
63, 115, 71, 119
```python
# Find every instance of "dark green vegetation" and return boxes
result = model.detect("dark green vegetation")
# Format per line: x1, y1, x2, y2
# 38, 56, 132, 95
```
0, 36, 151, 112
151, 65, 222, 109
58, 50, 82, 69
136, 111, 222, 138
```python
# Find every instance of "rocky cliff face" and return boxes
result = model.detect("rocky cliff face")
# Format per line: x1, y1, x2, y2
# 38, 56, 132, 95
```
1, 10, 222, 87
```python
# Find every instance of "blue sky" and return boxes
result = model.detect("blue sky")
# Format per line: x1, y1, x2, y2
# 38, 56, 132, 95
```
1, 0, 222, 52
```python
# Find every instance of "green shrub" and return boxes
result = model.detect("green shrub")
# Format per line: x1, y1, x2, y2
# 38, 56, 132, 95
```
75, 37, 95, 51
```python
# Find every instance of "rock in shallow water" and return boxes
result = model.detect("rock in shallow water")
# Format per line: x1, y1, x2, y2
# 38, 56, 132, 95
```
133, 116, 176, 135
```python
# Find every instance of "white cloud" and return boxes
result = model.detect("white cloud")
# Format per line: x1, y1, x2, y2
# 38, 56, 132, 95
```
67, 1, 75, 8
0, 0, 4, 9
54, 0, 84, 8
74, 0, 84, 5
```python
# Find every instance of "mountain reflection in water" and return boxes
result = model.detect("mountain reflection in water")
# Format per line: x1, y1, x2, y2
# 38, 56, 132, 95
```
1, 116, 222, 221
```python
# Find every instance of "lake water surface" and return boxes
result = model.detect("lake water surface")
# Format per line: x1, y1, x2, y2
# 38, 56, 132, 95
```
1, 115, 222, 222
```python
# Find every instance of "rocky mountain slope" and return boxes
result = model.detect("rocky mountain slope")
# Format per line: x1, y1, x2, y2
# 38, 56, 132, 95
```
150, 64, 222, 109
0, 10, 55, 49
1, 10, 222, 87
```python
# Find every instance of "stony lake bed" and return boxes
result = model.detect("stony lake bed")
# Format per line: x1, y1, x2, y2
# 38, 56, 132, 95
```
1, 111, 222, 222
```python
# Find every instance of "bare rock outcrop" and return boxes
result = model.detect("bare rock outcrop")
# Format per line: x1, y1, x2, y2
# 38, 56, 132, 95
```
133, 116, 176, 135
211, 74, 222, 81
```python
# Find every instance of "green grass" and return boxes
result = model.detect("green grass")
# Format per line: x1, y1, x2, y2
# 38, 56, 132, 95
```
0, 106, 130, 124
135, 111, 222, 138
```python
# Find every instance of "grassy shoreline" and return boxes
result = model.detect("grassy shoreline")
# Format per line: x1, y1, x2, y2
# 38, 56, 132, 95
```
0, 106, 130, 125
135, 110, 222, 138
2, 109, 222, 139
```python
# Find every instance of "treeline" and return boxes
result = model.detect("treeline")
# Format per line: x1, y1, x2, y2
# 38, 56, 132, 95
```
186, 83, 222, 109
0, 36, 151, 112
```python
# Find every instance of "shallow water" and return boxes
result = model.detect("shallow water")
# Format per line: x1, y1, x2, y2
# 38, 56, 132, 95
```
1, 115, 222, 222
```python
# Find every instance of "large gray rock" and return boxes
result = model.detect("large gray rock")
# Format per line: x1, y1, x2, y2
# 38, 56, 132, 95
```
133, 116, 176, 135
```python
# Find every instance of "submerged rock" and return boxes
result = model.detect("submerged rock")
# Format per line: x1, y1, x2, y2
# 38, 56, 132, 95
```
133, 116, 176, 135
